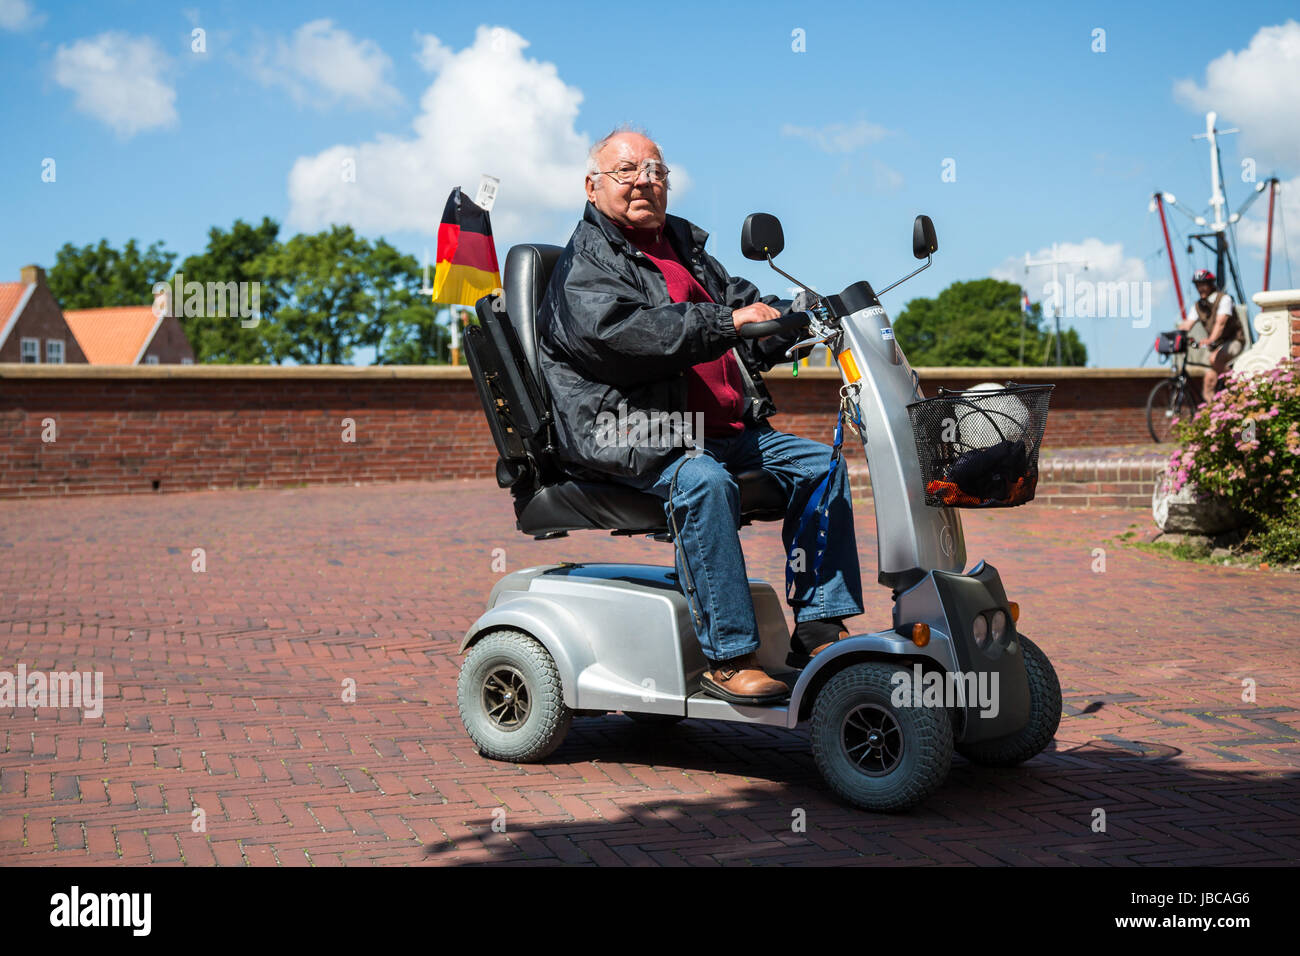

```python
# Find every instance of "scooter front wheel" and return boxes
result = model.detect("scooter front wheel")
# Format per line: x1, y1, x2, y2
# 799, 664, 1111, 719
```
458, 629, 572, 762
810, 662, 953, 812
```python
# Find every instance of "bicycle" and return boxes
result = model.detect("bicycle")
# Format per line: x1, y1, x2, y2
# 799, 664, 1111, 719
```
1145, 330, 1207, 442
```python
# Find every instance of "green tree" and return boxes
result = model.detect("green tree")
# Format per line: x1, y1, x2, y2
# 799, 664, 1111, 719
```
365, 239, 448, 365
176, 217, 282, 364
893, 278, 1087, 367
47, 238, 176, 310
252, 225, 444, 365
380, 304, 457, 365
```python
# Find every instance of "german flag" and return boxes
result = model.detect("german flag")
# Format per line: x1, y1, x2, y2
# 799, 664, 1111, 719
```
432, 186, 501, 307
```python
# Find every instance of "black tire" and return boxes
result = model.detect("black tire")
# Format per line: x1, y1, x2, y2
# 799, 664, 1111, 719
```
1146, 378, 1197, 442
956, 634, 1062, 767
810, 662, 953, 812
623, 712, 686, 727
457, 629, 572, 762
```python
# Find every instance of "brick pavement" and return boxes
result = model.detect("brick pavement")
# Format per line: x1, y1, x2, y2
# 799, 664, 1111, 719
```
1, 479, 1297, 866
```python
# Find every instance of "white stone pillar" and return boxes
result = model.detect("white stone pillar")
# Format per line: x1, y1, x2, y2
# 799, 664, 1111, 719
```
1234, 288, 1300, 374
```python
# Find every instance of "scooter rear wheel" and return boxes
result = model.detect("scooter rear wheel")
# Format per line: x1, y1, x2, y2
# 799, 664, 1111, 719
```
458, 629, 572, 762
955, 634, 1061, 767
810, 662, 953, 812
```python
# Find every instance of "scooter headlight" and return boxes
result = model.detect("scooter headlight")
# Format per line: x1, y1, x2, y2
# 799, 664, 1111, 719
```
971, 614, 988, 647
990, 609, 1008, 644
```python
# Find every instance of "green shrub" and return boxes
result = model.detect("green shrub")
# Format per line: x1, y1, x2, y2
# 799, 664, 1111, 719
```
1250, 503, 1300, 564
1165, 360, 1300, 528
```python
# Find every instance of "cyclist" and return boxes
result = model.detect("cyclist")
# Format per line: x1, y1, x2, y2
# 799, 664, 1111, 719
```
1176, 270, 1245, 403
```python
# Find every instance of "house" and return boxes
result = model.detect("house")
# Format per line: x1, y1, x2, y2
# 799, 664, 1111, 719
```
63, 296, 195, 365
0, 265, 90, 363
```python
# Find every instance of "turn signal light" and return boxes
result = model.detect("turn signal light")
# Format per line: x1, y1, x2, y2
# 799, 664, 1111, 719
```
910, 623, 930, 647
837, 349, 861, 383
1008, 601, 1020, 623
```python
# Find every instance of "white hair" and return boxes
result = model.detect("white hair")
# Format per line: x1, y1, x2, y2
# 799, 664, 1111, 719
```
586, 124, 665, 183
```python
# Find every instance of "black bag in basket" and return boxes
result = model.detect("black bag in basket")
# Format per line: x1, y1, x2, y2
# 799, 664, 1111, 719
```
947, 440, 1030, 502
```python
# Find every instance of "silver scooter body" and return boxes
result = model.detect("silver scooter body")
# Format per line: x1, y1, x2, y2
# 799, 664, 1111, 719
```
836, 299, 966, 582
461, 218, 1033, 742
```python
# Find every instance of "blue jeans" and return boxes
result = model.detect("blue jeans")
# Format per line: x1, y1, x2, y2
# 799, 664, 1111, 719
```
622, 422, 864, 663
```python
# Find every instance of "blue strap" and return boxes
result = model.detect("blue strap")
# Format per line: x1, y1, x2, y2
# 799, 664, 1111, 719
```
786, 407, 846, 602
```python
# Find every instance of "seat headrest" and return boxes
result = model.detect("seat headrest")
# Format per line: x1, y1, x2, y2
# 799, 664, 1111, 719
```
504, 244, 565, 385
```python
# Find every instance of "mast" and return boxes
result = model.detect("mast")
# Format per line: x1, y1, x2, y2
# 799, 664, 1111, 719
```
1154, 193, 1186, 320
1264, 177, 1277, 291
1192, 111, 1247, 305
1025, 243, 1088, 366
1202, 111, 1228, 233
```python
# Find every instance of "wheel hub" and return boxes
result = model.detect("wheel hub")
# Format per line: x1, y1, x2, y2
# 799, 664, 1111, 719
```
482, 665, 530, 730
841, 703, 903, 776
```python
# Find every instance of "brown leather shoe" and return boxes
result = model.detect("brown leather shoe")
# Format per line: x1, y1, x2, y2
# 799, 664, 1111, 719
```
809, 627, 851, 657
700, 652, 789, 704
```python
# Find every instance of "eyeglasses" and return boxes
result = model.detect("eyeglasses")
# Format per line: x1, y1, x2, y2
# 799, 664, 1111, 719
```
594, 160, 670, 187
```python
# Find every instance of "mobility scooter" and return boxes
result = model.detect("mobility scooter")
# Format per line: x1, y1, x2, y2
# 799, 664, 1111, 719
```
457, 212, 1062, 811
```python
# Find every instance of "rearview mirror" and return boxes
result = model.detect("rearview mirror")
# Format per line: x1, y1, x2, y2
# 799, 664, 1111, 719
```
741, 213, 785, 260
912, 215, 938, 259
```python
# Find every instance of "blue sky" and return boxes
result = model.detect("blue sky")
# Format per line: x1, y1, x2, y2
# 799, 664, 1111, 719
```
3, 0, 1298, 367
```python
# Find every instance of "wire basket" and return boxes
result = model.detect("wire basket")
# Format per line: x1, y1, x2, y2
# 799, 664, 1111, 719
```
906, 383, 1053, 508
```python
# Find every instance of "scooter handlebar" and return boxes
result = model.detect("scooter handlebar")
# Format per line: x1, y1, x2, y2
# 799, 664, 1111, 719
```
735, 309, 811, 339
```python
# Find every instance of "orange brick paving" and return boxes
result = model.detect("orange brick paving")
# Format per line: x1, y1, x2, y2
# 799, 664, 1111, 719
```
1, 479, 1297, 866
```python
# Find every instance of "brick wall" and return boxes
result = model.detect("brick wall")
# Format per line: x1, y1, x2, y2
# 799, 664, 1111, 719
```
0, 364, 1174, 499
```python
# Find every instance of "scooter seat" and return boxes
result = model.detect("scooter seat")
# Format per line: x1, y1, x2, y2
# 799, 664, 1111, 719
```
518, 468, 787, 539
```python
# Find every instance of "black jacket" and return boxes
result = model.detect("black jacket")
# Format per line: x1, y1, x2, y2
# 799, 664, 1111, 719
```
538, 201, 808, 481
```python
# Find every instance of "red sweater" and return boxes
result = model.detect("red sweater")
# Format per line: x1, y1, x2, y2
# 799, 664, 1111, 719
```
620, 225, 745, 437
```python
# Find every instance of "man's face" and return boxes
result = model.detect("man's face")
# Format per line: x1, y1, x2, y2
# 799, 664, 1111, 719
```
584, 133, 668, 230
1195, 281, 1214, 299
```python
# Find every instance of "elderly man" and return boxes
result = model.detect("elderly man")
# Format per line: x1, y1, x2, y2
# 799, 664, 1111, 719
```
537, 128, 864, 705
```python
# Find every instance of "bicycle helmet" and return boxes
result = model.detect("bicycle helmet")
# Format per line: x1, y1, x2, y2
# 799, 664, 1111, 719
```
1192, 269, 1216, 285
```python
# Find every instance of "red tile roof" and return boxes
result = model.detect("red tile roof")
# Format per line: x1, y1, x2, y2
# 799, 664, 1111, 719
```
0, 282, 27, 331
63, 306, 163, 365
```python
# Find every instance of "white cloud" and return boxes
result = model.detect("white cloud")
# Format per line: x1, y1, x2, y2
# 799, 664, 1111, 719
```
993, 238, 1150, 288
414, 31, 453, 72
52, 32, 177, 138
1174, 20, 1300, 169
992, 238, 1169, 326
0, 0, 44, 31
872, 159, 904, 192
285, 25, 599, 243
251, 18, 400, 110
828, 156, 904, 196
780, 118, 891, 153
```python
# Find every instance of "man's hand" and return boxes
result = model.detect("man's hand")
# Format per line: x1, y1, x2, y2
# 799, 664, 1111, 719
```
732, 302, 781, 334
